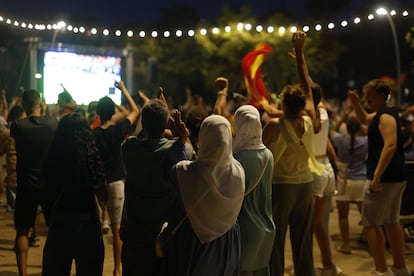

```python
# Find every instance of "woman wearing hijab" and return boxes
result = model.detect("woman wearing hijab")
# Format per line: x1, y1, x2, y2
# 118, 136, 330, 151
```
163, 115, 245, 276
233, 105, 275, 276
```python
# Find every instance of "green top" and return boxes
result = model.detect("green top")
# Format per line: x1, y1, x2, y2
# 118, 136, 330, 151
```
235, 148, 275, 272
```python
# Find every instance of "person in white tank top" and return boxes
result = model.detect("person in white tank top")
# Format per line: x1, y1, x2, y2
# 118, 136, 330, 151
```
311, 85, 342, 276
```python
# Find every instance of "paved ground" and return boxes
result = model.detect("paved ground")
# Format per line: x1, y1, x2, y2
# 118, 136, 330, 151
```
0, 191, 413, 276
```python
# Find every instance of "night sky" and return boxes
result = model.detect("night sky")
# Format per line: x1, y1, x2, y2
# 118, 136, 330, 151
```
0, 0, 407, 29
0, 0, 304, 24
0, 0, 412, 104
0, 0, 326, 26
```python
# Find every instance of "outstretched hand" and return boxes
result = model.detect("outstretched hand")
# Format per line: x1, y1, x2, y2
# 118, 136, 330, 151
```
169, 109, 189, 142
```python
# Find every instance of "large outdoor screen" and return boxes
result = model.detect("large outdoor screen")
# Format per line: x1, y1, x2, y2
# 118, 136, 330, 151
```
43, 51, 122, 105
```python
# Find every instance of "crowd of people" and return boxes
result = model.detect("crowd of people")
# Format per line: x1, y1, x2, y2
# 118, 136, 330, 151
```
0, 31, 413, 276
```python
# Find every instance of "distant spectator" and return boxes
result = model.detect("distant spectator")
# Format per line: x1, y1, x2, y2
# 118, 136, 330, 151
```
57, 91, 76, 119
87, 101, 100, 129
2, 106, 25, 211
184, 105, 208, 156
331, 114, 368, 255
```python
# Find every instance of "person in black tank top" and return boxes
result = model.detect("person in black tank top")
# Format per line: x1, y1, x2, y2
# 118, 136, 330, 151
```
348, 79, 411, 275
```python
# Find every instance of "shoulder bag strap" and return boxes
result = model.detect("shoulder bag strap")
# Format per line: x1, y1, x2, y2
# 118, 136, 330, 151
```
170, 186, 210, 236
244, 150, 270, 197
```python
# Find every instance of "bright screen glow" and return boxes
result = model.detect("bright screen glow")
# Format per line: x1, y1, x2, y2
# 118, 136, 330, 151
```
43, 51, 122, 105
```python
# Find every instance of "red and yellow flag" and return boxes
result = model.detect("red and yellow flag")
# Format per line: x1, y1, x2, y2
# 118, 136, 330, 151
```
242, 43, 272, 107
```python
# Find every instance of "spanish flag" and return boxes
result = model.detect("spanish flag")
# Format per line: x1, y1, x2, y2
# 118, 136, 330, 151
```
242, 43, 272, 107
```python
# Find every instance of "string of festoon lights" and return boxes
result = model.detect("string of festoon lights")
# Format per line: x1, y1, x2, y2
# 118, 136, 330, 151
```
0, 8, 411, 39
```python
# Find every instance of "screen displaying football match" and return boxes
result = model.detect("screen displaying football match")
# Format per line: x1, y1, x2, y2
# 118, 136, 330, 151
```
43, 51, 122, 105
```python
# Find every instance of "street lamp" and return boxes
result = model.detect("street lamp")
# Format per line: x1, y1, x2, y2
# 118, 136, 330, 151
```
376, 7, 401, 106
51, 21, 66, 49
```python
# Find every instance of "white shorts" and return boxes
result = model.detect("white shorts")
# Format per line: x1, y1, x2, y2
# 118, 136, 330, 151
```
335, 179, 367, 202
313, 158, 336, 197
106, 180, 125, 224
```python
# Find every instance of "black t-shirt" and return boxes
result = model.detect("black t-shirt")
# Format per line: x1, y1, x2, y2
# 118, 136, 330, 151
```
93, 118, 132, 182
10, 116, 58, 188
120, 137, 188, 241
42, 160, 97, 217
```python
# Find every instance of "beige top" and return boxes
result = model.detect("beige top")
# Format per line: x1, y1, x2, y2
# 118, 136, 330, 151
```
268, 116, 324, 184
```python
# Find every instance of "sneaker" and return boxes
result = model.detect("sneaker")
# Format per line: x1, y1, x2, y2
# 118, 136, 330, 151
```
315, 264, 342, 276
371, 267, 395, 275
389, 266, 412, 276
28, 235, 40, 247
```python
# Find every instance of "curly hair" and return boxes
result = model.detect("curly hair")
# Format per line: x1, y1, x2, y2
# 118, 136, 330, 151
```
45, 112, 106, 189
280, 84, 306, 117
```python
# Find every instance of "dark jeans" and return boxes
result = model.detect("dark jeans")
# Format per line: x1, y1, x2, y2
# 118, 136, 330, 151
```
42, 211, 104, 276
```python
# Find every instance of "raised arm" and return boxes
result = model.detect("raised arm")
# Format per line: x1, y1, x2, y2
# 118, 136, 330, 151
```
347, 89, 374, 125
292, 31, 320, 132
400, 104, 414, 119
169, 109, 190, 144
259, 98, 284, 118
118, 80, 140, 125
330, 100, 353, 135
182, 88, 193, 113
214, 77, 228, 116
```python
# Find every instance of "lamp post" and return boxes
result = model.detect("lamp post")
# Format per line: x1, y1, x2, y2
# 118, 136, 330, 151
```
23, 36, 40, 90
376, 8, 401, 106
51, 21, 66, 49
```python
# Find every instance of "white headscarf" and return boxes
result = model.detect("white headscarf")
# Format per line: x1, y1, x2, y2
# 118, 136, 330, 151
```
232, 105, 265, 154
176, 115, 245, 244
